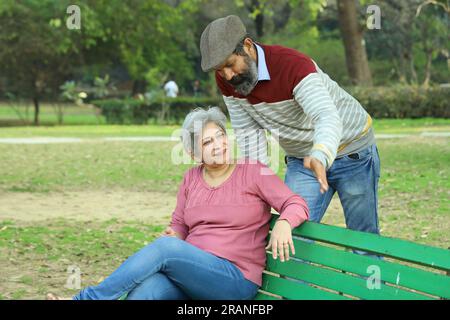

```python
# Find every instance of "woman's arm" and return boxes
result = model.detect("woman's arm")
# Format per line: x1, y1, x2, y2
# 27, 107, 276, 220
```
168, 170, 191, 240
252, 161, 310, 262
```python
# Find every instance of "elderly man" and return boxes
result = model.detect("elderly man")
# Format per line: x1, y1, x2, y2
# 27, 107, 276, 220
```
199, 15, 381, 237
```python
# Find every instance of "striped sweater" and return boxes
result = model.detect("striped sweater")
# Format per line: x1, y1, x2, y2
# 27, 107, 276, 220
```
216, 43, 375, 169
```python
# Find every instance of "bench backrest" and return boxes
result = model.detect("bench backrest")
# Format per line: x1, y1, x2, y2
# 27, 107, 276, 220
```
255, 214, 450, 300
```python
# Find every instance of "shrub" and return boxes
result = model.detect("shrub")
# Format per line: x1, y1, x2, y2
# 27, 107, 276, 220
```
93, 86, 449, 124
92, 96, 224, 124
347, 85, 449, 118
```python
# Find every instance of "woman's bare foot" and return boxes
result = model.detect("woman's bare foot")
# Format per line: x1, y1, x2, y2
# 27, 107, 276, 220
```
46, 293, 71, 300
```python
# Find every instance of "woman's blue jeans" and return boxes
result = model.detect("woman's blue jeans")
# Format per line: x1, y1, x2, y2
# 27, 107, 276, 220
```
73, 236, 259, 300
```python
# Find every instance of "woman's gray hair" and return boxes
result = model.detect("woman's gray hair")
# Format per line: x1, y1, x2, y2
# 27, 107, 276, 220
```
181, 106, 228, 155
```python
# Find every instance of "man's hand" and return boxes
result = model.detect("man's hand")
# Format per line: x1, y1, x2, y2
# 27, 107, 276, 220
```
304, 156, 329, 194
265, 219, 295, 262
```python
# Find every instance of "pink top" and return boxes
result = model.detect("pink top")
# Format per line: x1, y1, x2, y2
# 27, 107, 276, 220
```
169, 159, 309, 286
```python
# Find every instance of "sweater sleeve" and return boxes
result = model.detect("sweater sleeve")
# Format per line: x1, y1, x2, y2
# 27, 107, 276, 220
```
291, 59, 343, 170
169, 170, 191, 239
224, 95, 269, 165
252, 161, 309, 228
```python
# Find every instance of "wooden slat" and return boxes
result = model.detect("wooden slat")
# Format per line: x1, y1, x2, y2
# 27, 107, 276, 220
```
261, 273, 351, 300
285, 239, 450, 299
118, 293, 128, 300
265, 255, 434, 300
269, 215, 450, 271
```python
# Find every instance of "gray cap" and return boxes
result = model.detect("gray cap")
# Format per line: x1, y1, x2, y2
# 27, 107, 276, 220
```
200, 15, 247, 72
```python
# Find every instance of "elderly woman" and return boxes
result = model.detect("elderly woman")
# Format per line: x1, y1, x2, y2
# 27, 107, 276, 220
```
47, 107, 309, 300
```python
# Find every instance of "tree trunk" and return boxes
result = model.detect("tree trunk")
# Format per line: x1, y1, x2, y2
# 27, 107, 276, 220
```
131, 79, 147, 96
57, 104, 64, 125
246, 0, 265, 39
272, 2, 291, 33
395, 55, 407, 84
254, 10, 264, 38
33, 96, 40, 126
337, 0, 373, 86
409, 51, 418, 84
422, 50, 433, 88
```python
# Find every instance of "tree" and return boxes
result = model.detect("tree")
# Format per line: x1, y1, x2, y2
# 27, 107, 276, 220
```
233, 0, 327, 40
413, 4, 448, 87
0, 0, 203, 126
336, 0, 373, 86
0, 0, 105, 125
365, 0, 421, 84
364, 0, 448, 85
87, 0, 199, 94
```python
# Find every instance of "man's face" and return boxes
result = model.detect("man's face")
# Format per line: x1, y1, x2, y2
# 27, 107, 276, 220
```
215, 51, 258, 96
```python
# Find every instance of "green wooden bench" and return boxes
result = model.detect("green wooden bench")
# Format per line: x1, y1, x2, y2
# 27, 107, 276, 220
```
254, 213, 450, 300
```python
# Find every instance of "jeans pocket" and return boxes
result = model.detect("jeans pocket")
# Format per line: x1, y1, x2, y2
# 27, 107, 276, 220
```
344, 145, 373, 162
285, 155, 295, 165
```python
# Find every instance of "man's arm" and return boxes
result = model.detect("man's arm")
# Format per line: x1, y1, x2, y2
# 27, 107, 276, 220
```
293, 73, 343, 170
224, 95, 269, 165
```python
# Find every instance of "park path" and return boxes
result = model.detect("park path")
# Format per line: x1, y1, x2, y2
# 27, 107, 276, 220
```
0, 136, 178, 144
0, 190, 175, 223
0, 132, 449, 144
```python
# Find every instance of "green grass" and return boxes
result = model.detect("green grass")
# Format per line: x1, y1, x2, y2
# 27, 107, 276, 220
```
0, 135, 448, 248
0, 118, 448, 139
0, 120, 448, 299
0, 135, 448, 195
372, 118, 450, 134
0, 124, 180, 138
0, 219, 164, 300
0, 141, 193, 193
0, 101, 449, 138
0, 103, 105, 126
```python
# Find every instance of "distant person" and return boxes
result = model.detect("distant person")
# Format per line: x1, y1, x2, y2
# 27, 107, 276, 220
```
164, 80, 179, 98
192, 79, 201, 97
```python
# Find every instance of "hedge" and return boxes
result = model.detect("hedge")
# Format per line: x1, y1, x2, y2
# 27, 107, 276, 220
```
91, 96, 224, 124
92, 86, 449, 124
347, 85, 449, 118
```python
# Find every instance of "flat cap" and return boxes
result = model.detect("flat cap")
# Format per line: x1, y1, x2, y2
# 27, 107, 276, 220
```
200, 15, 247, 72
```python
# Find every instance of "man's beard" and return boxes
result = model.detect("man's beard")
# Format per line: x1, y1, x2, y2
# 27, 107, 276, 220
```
227, 54, 258, 96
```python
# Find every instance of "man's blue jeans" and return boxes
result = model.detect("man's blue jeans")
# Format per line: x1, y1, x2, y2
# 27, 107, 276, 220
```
73, 236, 259, 300
285, 144, 381, 237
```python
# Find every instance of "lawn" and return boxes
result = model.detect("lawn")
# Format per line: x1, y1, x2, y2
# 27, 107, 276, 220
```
0, 103, 105, 126
0, 218, 165, 300
0, 121, 449, 299
0, 103, 449, 137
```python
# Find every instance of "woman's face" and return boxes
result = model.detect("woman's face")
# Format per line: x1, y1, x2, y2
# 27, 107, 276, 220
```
198, 121, 229, 166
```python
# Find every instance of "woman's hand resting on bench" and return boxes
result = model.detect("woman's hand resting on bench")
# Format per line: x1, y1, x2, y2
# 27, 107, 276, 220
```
265, 219, 295, 262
